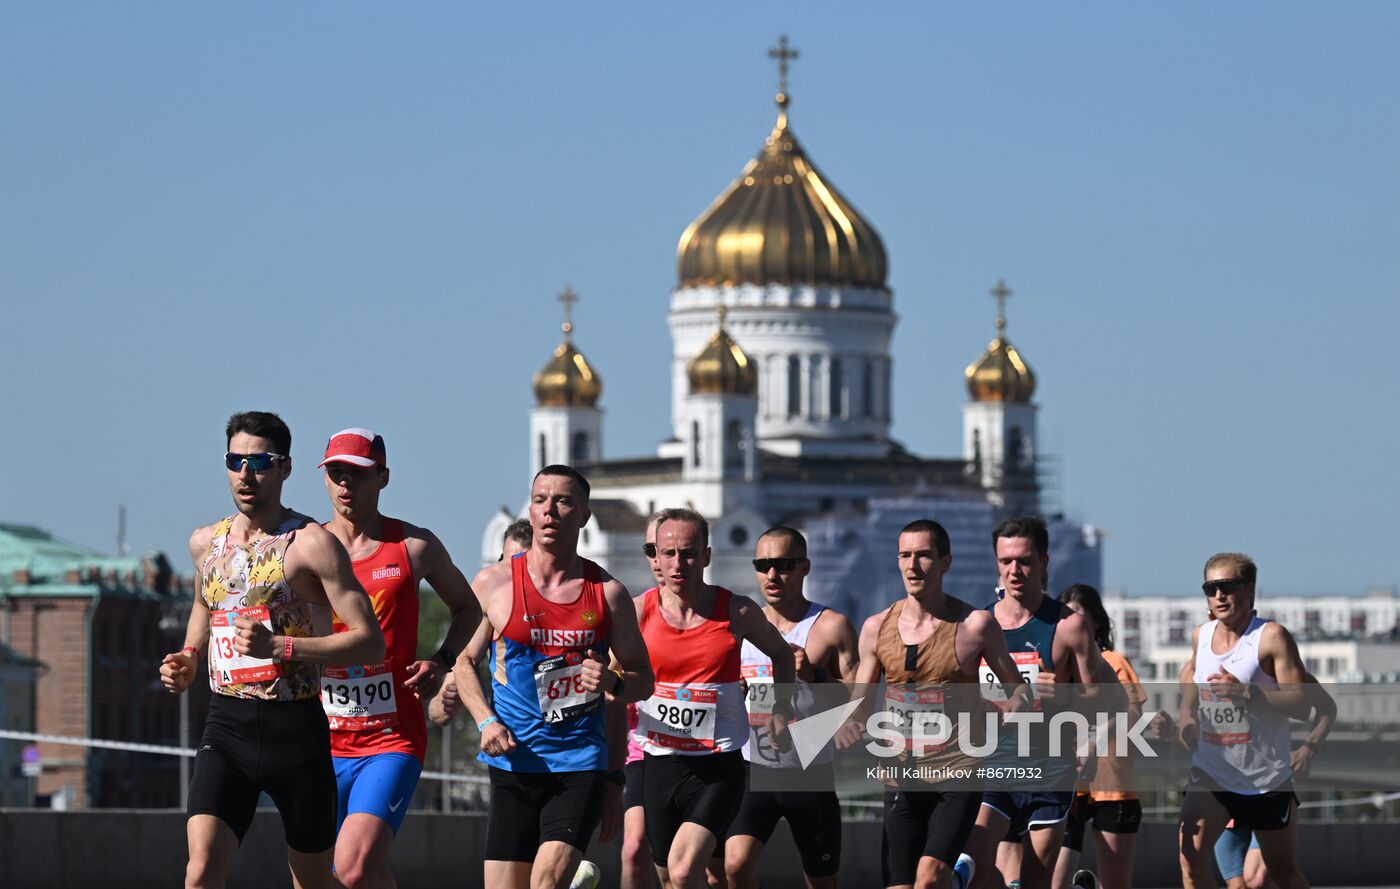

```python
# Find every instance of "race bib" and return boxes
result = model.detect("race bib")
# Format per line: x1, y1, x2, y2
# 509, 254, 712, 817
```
211, 606, 282, 687
1199, 689, 1251, 746
639, 682, 718, 753
742, 664, 775, 726
534, 652, 601, 724
322, 659, 398, 730
980, 651, 1042, 709
884, 687, 947, 752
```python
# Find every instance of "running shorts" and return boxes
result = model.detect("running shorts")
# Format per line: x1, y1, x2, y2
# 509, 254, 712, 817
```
881, 788, 983, 886
1064, 796, 1142, 851
485, 767, 607, 860
728, 765, 841, 877
643, 752, 746, 865
188, 695, 337, 853
982, 790, 1073, 839
334, 751, 422, 835
624, 759, 646, 811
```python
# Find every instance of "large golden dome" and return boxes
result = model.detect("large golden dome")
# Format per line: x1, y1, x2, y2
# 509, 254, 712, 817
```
965, 280, 1036, 403
688, 308, 757, 395
676, 92, 887, 289
533, 288, 602, 407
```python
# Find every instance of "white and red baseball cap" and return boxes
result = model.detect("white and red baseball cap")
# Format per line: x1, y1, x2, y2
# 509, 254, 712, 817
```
319, 428, 387, 468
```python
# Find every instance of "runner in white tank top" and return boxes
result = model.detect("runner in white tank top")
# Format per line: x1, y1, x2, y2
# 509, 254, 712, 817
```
1177, 553, 1312, 889
727, 527, 859, 889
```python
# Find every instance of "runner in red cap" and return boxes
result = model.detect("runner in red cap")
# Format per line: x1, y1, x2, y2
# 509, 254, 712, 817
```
319, 427, 482, 889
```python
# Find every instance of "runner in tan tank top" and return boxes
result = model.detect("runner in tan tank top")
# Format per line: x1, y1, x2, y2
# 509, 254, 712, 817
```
835, 519, 1029, 889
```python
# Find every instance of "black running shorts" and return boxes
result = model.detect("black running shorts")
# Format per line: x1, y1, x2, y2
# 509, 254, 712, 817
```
728, 765, 842, 877
188, 695, 337, 853
624, 759, 646, 811
643, 751, 746, 865
881, 788, 983, 886
485, 767, 607, 860
1185, 767, 1297, 832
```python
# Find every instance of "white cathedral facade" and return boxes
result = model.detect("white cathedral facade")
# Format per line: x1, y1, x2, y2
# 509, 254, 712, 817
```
482, 79, 1102, 620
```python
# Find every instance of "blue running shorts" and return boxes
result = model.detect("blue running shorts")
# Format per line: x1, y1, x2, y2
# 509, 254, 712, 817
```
334, 752, 423, 834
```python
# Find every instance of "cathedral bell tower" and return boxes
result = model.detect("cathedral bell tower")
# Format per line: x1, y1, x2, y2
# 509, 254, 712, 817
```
530, 286, 603, 476
681, 307, 758, 486
963, 279, 1039, 512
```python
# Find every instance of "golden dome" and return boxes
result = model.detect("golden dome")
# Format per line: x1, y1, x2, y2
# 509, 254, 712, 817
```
676, 93, 887, 289
688, 308, 757, 395
533, 287, 602, 407
965, 280, 1036, 403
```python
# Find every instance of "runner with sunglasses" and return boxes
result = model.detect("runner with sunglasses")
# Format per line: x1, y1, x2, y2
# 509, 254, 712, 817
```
159, 411, 385, 889
318, 428, 481, 889
635, 507, 797, 889
724, 526, 859, 889
1177, 553, 1312, 889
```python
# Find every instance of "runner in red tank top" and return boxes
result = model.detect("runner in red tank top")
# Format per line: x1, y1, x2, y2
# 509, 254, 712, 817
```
319, 428, 482, 889
633, 507, 797, 889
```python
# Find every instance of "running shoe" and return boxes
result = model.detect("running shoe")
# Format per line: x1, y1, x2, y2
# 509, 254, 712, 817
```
1072, 869, 1099, 889
570, 860, 600, 889
953, 853, 976, 889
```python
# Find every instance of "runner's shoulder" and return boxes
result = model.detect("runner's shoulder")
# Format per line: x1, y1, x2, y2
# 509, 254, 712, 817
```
859, 605, 894, 640
470, 558, 513, 600
188, 522, 220, 561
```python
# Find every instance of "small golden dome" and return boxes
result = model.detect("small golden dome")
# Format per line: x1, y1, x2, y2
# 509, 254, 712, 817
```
676, 94, 887, 289
533, 287, 602, 407
965, 279, 1036, 403
688, 308, 757, 395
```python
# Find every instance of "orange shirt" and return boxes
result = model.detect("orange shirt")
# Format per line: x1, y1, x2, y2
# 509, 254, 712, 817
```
1089, 649, 1147, 801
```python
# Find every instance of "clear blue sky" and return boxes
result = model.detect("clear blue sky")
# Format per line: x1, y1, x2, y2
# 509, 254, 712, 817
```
2, 4, 1396, 598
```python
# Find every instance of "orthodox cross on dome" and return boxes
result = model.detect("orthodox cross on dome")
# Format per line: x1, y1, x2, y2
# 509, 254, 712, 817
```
558, 285, 578, 340
768, 35, 799, 107
990, 279, 1013, 334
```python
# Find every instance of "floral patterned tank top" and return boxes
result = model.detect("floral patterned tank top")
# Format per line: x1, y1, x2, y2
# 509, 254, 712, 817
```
200, 510, 328, 701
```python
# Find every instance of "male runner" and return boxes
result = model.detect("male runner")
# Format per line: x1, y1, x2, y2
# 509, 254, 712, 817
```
453, 465, 654, 889
958, 516, 1116, 889
836, 519, 1028, 889
318, 428, 482, 889
724, 526, 859, 889
1177, 553, 1311, 889
620, 513, 665, 889
635, 508, 798, 889
159, 411, 385, 889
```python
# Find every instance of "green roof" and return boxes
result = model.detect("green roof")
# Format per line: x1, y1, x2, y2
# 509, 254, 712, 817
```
0, 522, 173, 600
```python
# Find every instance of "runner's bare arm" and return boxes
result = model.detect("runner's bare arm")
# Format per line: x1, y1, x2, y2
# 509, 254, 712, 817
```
1058, 611, 1126, 709
1254, 621, 1311, 719
813, 611, 861, 682
1291, 670, 1335, 778
427, 672, 461, 726
453, 563, 509, 727
160, 528, 216, 694
1178, 625, 1201, 750
601, 576, 654, 704
405, 526, 483, 690
272, 524, 385, 665
834, 609, 890, 749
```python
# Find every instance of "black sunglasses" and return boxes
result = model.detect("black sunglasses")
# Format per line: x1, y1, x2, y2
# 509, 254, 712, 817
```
753, 557, 804, 574
642, 543, 657, 558
225, 452, 288, 472
1202, 578, 1249, 597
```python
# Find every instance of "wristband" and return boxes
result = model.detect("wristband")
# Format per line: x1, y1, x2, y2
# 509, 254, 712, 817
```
1301, 739, 1319, 752
180, 646, 199, 658
478, 715, 500, 732
282, 635, 294, 663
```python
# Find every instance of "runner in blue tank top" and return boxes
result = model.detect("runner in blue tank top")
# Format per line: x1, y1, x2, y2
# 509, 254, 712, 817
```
452, 465, 654, 889
954, 516, 1119, 889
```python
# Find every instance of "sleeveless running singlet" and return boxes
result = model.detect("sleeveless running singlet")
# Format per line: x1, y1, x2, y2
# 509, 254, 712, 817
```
982, 594, 1072, 778
740, 601, 826, 767
1192, 617, 1292, 794
481, 553, 612, 773
323, 518, 427, 761
200, 511, 327, 701
876, 598, 986, 775
635, 587, 746, 756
